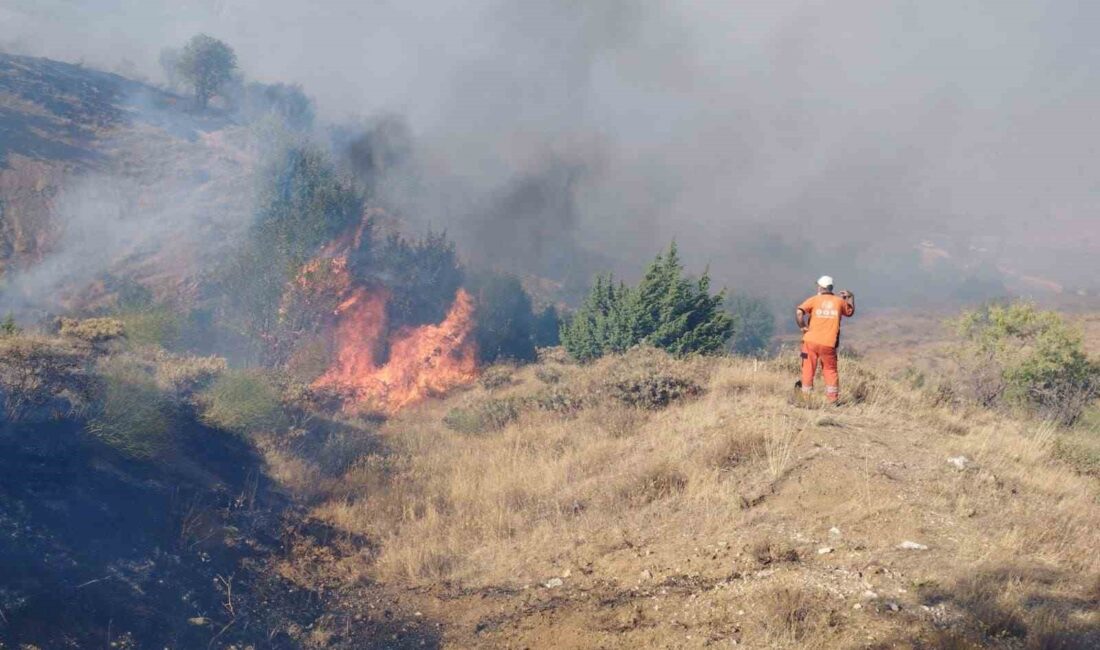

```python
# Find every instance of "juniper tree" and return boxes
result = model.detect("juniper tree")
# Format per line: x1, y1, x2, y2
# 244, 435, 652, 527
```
561, 243, 734, 361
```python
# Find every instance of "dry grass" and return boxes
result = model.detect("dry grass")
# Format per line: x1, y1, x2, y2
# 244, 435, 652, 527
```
280, 346, 1099, 648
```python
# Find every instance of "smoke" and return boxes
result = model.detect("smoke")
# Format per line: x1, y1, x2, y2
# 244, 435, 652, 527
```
4, 0, 1099, 307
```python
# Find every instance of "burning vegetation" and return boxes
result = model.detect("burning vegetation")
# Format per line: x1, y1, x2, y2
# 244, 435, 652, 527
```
291, 229, 478, 414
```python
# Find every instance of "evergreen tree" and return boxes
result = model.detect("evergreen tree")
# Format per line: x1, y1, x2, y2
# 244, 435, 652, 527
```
561, 243, 734, 361
467, 271, 537, 363
727, 294, 775, 356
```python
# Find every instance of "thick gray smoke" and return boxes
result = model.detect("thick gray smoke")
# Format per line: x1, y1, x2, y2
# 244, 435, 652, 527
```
3, 0, 1098, 307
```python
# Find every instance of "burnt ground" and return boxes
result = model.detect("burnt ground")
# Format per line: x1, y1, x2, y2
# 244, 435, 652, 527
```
0, 416, 437, 649
0, 53, 232, 166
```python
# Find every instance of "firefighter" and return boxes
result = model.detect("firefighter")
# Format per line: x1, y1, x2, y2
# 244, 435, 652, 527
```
794, 276, 855, 403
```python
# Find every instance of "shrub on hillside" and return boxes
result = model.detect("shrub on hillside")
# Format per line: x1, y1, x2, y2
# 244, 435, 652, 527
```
561, 243, 734, 361
954, 301, 1098, 425
58, 317, 126, 349
86, 356, 173, 459
593, 347, 706, 410
0, 335, 93, 421
116, 305, 184, 348
532, 385, 585, 416
1, 314, 21, 337
198, 370, 287, 435
442, 397, 522, 434
534, 365, 562, 385
151, 351, 227, 398
478, 364, 515, 391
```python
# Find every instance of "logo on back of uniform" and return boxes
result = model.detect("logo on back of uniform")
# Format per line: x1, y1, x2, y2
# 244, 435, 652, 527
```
814, 300, 839, 319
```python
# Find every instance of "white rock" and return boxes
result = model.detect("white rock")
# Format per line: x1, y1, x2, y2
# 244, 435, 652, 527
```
947, 456, 970, 470
828, 527, 842, 537
898, 540, 929, 550
817, 547, 834, 555
561, 569, 572, 578
852, 603, 863, 610
544, 578, 564, 588
862, 590, 879, 600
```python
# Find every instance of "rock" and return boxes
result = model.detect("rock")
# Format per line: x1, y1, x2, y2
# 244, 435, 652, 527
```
862, 590, 879, 600
947, 456, 970, 470
817, 547, 834, 555
188, 617, 209, 626
852, 603, 863, 610
561, 569, 572, 578
828, 527, 842, 537
544, 577, 564, 588
898, 540, 929, 550
886, 601, 901, 612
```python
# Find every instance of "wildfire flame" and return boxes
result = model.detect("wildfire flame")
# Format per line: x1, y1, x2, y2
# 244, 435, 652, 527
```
302, 234, 478, 414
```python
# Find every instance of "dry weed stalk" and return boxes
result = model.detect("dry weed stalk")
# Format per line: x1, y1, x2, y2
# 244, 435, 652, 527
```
761, 412, 808, 481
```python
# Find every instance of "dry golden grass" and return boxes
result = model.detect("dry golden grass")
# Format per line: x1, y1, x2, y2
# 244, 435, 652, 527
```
282, 346, 1099, 648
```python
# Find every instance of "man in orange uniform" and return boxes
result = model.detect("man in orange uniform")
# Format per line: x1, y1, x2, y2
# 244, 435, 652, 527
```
795, 276, 855, 403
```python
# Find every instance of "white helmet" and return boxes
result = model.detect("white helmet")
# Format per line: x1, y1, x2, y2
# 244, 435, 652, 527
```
817, 275, 834, 289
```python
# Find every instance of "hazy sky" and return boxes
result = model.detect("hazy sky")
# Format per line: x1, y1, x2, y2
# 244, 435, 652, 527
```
4, 0, 1098, 299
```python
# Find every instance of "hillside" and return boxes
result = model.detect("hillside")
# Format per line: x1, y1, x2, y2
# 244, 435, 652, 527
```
1, 52, 1098, 650
0, 53, 254, 309
269, 348, 1099, 649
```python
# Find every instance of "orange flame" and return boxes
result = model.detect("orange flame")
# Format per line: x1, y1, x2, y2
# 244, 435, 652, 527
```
306, 259, 478, 414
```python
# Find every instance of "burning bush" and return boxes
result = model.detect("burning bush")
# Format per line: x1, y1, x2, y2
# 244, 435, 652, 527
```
213, 140, 363, 362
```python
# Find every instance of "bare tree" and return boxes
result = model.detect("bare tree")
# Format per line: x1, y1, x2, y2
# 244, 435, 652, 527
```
176, 34, 237, 109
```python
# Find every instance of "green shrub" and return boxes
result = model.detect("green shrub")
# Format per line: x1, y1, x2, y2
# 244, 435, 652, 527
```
1, 314, 20, 337
198, 370, 287, 435
117, 306, 182, 348
86, 357, 172, 459
561, 242, 733, 361
595, 347, 705, 410
442, 397, 522, 434
954, 301, 1098, 425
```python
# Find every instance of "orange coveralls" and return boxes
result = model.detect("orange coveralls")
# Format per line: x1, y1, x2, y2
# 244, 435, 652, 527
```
797, 293, 855, 402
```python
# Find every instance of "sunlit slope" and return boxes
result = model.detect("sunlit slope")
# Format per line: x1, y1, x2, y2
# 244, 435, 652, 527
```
280, 348, 1099, 649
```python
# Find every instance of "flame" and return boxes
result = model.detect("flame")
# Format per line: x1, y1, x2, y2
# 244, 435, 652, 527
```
305, 252, 478, 414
